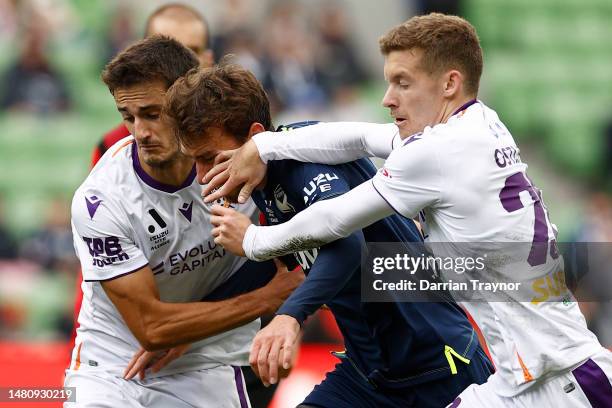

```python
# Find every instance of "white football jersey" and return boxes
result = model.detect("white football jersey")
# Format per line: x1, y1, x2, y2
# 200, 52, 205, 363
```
70, 136, 260, 377
372, 101, 602, 395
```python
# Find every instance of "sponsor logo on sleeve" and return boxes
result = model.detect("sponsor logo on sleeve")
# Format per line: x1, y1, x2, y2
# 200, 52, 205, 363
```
82, 236, 129, 267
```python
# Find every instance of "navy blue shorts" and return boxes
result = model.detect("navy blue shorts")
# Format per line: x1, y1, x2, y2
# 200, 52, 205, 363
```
300, 347, 493, 408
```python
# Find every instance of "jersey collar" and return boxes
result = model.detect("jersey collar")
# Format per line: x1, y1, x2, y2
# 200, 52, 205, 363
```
131, 143, 196, 193
451, 99, 478, 117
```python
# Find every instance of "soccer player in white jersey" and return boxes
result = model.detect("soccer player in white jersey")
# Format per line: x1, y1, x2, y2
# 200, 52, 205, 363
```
65, 36, 303, 408
202, 13, 612, 407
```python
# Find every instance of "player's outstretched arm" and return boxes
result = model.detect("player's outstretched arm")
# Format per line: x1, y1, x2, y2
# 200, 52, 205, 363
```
202, 122, 398, 204
101, 261, 304, 352
242, 180, 394, 260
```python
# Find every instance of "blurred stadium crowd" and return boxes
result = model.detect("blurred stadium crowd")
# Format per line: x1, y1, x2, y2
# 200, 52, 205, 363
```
0, 0, 610, 355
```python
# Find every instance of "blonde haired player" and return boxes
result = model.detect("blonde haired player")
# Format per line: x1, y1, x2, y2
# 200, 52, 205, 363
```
204, 13, 612, 407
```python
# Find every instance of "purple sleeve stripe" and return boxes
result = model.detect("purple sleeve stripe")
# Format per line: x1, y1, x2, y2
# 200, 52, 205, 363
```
371, 180, 406, 219
83, 262, 149, 282
572, 358, 612, 408
233, 366, 249, 408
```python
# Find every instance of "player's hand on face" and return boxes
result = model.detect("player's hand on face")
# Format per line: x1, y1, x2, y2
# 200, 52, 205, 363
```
202, 139, 267, 204
249, 314, 300, 387
123, 343, 190, 380
210, 205, 253, 256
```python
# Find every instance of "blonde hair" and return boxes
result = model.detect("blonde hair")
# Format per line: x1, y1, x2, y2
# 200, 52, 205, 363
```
379, 13, 483, 95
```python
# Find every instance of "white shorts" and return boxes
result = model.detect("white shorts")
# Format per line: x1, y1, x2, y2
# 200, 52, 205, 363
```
64, 365, 251, 408
447, 348, 612, 408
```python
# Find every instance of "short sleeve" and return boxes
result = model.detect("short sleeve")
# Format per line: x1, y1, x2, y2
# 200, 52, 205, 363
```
371, 136, 442, 219
287, 162, 351, 207
71, 189, 148, 281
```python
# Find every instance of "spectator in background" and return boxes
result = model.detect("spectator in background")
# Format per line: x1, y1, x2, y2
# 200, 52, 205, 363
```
315, 3, 369, 100
312, 2, 378, 122
574, 191, 612, 243
101, 4, 136, 67
570, 191, 612, 349
0, 14, 71, 114
603, 120, 612, 187
414, 0, 463, 15
212, 0, 253, 57
260, 0, 327, 115
216, 28, 264, 81
0, 198, 17, 259
19, 196, 77, 272
0, 0, 18, 39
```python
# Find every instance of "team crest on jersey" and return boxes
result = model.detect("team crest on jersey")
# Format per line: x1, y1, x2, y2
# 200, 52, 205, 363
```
85, 195, 102, 219
273, 185, 295, 213
380, 168, 392, 178
179, 201, 193, 222
203, 187, 236, 210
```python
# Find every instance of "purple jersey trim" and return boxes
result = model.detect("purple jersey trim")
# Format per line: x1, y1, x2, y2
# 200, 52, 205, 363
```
131, 142, 196, 193
84, 262, 149, 282
403, 132, 424, 146
371, 179, 408, 219
452, 99, 478, 116
448, 397, 462, 407
573, 358, 612, 408
233, 366, 249, 408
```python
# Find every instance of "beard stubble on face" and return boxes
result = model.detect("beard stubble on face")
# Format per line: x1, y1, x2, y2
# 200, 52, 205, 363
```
140, 146, 183, 169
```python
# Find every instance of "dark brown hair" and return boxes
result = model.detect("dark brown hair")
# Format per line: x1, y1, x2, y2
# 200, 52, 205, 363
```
101, 35, 199, 94
164, 62, 272, 148
379, 13, 483, 95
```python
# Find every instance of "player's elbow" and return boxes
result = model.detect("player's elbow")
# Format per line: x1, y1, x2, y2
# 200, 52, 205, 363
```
139, 334, 166, 352
307, 200, 351, 241
136, 303, 173, 351
329, 210, 354, 239
139, 324, 171, 351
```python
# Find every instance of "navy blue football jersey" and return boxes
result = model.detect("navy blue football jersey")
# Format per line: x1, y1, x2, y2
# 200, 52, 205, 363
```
251, 123, 481, 388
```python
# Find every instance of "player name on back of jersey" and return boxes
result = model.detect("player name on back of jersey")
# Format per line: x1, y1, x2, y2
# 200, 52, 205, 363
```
494, 145, 521, 168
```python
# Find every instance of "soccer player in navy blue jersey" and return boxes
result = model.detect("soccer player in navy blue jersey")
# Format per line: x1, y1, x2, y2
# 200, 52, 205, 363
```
165, 64, 493, 407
